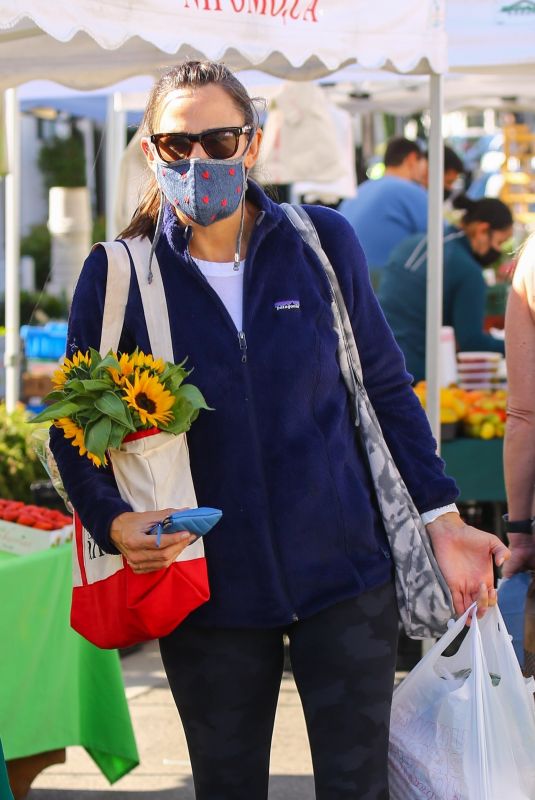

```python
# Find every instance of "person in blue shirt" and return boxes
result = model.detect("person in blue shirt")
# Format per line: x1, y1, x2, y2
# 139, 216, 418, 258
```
339, 137, 428, 286
378, 195, 512, 383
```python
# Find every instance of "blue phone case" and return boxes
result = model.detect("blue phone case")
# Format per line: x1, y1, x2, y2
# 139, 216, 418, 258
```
150, 507, 222, 546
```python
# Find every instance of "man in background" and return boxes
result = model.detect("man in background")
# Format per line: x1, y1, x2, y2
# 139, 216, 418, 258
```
338, 137, 428, 288
419, 145, 466, 201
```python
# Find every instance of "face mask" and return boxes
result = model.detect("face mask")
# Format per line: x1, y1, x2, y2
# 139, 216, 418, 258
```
474, 246, 501, 267
155, 156, 246, 227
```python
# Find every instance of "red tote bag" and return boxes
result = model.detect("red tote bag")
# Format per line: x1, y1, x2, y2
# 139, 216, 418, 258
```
69, 238, 210, 648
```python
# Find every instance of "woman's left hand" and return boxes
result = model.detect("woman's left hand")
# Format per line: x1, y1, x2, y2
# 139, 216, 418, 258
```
425, 512, 510, 620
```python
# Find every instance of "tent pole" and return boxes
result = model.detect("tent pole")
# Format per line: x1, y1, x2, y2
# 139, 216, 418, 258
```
4, 88, 20, 413
105, 93, 126, 241
425, 73, 444, 452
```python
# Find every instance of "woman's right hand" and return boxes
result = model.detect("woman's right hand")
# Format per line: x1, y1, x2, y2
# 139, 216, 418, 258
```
110, 509, 197, 573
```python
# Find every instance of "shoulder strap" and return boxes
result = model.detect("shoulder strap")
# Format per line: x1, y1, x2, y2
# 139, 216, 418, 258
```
120, 237, 175, 364
281, 203, 363, 410
97, 241, 132, 356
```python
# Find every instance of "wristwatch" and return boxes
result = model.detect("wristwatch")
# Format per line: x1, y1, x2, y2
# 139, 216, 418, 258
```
502, 514, 534, 534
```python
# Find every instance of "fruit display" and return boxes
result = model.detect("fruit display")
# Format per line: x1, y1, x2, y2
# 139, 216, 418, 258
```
413, 382, 507, 440
0, 499, 71, 530
0, 499, 72, 555
462, 390, 507, 439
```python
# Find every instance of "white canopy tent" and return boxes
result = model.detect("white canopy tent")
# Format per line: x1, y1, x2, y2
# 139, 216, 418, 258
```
448, 0, 535, 76
0, 0, 447, 444
0, 1, 446, 87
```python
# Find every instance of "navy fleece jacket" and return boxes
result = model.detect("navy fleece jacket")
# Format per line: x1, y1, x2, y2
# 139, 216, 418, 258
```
50, 181, 459, 627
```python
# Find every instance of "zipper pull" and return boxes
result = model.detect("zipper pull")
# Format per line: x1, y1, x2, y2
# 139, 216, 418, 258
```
238, 331, 247, 363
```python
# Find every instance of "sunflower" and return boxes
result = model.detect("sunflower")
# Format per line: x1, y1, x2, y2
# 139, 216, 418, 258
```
108, 352, 136, 385
51, 367, 67, 388
52, 350, 92, 388
54, 416, 106, 468
130, 351, 166, 374
123, 369, 175, 428
71, 351, 91, 368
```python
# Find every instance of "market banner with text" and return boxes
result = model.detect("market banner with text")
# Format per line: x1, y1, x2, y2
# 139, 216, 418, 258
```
0, 0, 446, 89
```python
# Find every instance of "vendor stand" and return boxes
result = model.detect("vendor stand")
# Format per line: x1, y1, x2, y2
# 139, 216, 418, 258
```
442, 437, 505, 504
0, 544, 139, 797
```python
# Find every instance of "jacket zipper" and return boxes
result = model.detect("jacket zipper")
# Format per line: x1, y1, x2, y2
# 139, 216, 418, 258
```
238, 227, 299, 622
238, 330, 247, 363
185, 232, 299, 621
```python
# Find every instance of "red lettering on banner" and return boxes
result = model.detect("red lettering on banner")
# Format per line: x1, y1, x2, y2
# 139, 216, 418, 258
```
303, 0, 318, 22
248, 0, 267, 13
289, 0, 300, 19
182, 0, 319, 20
183, 0, 222, 9
270, 0, 286, 16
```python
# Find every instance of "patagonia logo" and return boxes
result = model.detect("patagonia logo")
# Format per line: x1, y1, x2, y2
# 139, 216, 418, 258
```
274, 299, 300, 312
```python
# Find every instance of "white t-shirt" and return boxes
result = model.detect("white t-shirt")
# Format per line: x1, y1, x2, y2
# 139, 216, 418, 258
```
193, 258, 245, 332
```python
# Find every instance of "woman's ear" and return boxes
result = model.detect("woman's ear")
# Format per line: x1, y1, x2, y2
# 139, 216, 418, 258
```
244, 128, 263, 171
141, 137, 157, 174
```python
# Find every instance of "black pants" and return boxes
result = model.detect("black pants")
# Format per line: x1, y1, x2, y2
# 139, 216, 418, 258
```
159, 581, 398, 800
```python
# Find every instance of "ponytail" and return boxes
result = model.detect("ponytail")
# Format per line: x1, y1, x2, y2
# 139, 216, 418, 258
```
453, 194, 513, 231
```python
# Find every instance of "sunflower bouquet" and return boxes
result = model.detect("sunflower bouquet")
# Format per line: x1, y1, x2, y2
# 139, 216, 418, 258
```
31, 348, 209, 468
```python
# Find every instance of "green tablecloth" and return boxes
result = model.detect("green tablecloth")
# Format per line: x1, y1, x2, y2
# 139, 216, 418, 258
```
0, 544, 139, 784
441, 437, 505, 502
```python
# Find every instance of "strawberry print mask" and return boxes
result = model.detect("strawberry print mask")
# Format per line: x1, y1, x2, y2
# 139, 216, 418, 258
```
155, 156, 246, 227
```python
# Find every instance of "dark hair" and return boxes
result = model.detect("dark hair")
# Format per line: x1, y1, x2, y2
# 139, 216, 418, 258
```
452, 194, 513, 230
384, 137, 423, 167
444, 146, 464, 175
120, 60, 259, 240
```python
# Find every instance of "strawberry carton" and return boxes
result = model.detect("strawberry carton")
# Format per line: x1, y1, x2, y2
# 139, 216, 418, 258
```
0, 499, 73, 555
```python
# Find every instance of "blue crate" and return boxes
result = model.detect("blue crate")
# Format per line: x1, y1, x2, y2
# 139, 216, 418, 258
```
20, 322, 68, 361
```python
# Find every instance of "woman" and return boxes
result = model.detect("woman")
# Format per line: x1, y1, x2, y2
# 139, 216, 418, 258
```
378, 195, 512, 383
503, 234, 535, 576
50, 61, 508, 799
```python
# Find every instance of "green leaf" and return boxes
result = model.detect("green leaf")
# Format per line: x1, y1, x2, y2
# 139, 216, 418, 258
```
84, 416, 112, 461
160, 362, 190, 384
108, 421, 128, 449
69, 364, 92, 380
30, 400, 80, 424
42, 390, 66, 405
177, 383, 212, 411
88, 347, 102, 373
93, 353, 120, 373
64, 378, 113, 393
94, 391, 135, 429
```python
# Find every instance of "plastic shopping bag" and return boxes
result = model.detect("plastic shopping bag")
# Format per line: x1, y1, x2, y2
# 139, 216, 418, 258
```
389, 603, 535, 800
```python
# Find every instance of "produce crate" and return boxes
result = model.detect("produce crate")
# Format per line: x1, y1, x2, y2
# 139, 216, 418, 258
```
20, 322, 68, 361
22, 372, 54, 401
0, 500, 72, 555
0, 519, 72, 555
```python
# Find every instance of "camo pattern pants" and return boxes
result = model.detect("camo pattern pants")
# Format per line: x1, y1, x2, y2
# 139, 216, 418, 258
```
160, 581, 399, 800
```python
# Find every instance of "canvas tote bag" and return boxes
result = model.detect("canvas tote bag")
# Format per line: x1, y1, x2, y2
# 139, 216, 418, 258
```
71, 237, 209, 648
282, 203, 454, 639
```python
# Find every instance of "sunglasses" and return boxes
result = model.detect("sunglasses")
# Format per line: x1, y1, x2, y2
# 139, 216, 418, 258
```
150, 125, 253, 162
